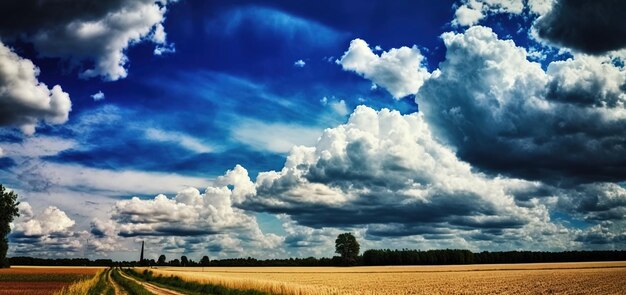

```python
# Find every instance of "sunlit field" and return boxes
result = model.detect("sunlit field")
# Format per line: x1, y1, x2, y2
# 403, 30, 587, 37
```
0, 267, 101, 295
146, 261, 626, 295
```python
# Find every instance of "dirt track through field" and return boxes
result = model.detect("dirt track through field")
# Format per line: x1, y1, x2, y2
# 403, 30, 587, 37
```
108, 269, 125, 295
118, 270, 183, 295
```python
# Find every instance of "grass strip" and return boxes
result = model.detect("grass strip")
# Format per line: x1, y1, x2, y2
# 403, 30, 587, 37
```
112, 267, 153, 295
126, 268, 270, 295
87, 268, 114, 295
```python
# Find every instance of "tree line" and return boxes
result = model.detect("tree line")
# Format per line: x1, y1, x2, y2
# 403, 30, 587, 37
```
9, 249, 626, 267
361, 249, 626, 265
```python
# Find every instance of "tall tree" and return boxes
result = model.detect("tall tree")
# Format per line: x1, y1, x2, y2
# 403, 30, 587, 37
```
181, 255, 189, 267
200, 255, 210, 266
157, 254, 166, 266
335, 233, 360, 265
0, 185, 19, 268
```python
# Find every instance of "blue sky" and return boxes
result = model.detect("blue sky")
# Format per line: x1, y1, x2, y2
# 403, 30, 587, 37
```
1, 0, 625, 260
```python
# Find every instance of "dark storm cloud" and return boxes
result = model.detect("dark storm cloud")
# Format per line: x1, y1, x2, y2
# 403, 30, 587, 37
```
535, 0, 626, 54
0, 0, 129, 37
557, 183, 626, 221
417, 26, 626, 185
118, 227, 220, 238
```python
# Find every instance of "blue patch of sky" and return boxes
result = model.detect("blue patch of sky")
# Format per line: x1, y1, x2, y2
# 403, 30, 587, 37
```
255, 213, 287, 236
550, 211, 591, 229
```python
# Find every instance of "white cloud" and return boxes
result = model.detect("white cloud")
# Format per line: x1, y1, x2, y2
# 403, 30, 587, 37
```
528, 0, 554, 15
145, 128, 213, 153
416, 26, 626, 182
102, 170, 283, 256
294, 59, 306, 67
3, 160, 210, 196
453, 2, 484, 26
17, 0, 177, 81
0, 136, 76, 158
337, 38, 430, 99
0, 42, 71, 134
453, 0, 554, 27
91, 91, 105, 101
329, 99, 349, 116
230, 106, 559, 248
10, 202, 85, 256
232, 120, 322, 153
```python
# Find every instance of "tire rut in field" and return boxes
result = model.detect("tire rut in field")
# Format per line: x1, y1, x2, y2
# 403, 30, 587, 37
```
108, 269, 126, 295
118, 270, 184, 295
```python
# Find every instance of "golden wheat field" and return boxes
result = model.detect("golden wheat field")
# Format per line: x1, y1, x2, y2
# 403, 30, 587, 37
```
145, 261, 626, 295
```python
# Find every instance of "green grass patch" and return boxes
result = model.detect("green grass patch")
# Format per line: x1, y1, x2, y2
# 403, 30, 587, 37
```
87, 268, 114, 295
111, 268, 153, 295
126, 268, 270, 295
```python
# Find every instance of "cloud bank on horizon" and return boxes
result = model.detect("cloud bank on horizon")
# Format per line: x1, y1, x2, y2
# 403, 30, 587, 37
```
1, 0, 625, 260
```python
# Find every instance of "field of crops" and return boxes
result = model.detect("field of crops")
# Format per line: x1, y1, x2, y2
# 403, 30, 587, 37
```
149, 261, 626, 295
0, 267, 101, 295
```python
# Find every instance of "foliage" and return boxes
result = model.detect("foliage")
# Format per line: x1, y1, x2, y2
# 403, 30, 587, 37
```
0, 184, 19, 268
6, 250, 626, 268
335, 233, 360, 265
181, 255, 189, 266
201, 255, 210, 266
9, 256, 113, 266
158, 254, 167, 265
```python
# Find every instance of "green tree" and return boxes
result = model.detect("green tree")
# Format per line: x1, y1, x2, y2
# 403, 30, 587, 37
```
200, 255, 210, 266
335, 233, 359, 265
181, 255, 189, 267
1, 185, 20, 268
157, 254, 166, 266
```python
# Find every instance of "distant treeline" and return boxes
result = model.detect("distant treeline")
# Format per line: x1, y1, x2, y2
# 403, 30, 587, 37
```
9, 257, 115, 266
361, 249, 626, 265
9, 249, 626, 267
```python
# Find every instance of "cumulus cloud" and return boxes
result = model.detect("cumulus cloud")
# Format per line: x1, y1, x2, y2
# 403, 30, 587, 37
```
0, 42, 71, 134
226, 106, 556, 245
575, 222, 626, 246
337, 39, 431, 99
103, 172, 283, 255
453, 0, 553, 27
557, 183, 626, 222
535, 0, 626, 54
10, 202, 84, 256
0, 0, 176, 81
416, 26, 626, 183
453, 1, 484, 27
111, 179, 255, 237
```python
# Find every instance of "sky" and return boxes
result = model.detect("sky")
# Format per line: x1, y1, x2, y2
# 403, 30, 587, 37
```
1, 0, 625, 261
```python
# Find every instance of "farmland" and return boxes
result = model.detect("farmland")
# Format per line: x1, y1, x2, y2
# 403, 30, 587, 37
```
147, 261, 626, 295
1, 262, 625, 294
0, 267, 100, 295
